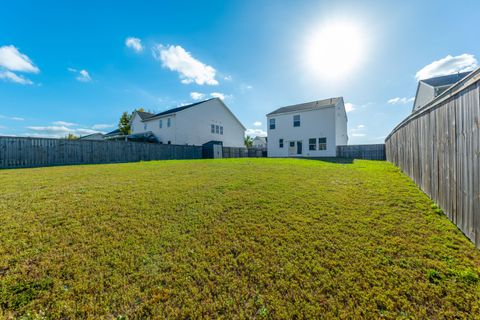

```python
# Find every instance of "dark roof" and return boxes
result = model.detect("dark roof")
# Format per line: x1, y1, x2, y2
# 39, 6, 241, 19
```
136, 111, 155, 120
79, 132, 104, 139
420, 71, 472, 87
104, 128, 121, 136
147, 98, 215, 119
267, 97, 341, 116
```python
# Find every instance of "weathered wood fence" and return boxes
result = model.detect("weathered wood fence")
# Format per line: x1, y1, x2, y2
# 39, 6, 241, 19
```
222, 147, 266, 158
336, 144, 386, 160
0, 137, 202, 169
385, 69, 480, 247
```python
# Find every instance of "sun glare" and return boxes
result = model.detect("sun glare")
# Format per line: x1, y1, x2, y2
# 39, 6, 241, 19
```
305, 20, 367, 80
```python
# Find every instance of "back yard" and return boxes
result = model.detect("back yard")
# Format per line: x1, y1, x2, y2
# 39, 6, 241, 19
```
0, 158, 479, 319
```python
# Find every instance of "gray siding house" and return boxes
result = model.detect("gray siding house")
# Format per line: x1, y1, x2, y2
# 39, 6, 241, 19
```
413, 71, 472, 112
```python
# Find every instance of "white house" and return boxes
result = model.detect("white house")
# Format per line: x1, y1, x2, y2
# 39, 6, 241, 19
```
266, 97, 348, 157
130, 98, 246, 147
252, 136, 267, 148
413, 71, 471, 112
78, 132, 105, 141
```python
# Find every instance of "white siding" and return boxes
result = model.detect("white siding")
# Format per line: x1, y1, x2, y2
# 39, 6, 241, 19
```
131, 99, 245, 147
413, 82, 435, 112
335, 100, 348, 145
130, 113, 144, 134
267, 105, 338, 157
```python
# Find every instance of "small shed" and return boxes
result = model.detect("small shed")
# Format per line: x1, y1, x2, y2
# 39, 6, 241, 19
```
202, 140, 223, 159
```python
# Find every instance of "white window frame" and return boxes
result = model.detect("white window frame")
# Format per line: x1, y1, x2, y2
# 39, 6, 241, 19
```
293, 115, 300, 127
319, 137, 327, 150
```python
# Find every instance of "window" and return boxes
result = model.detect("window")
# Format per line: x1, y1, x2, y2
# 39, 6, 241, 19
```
293, 115, 300, 127
279, 139, 284, 148
167, 141, 171, 144
269, 118, 275, 130
167, 118, 171, 127
215, 125, 219, 134
220, 126, 223, 135
144, 124, 147, 131
319, 137, 327, 150
159, 120, 163, 128
289, 141, 295, 147
211, 124, 215, 133
309, 138, 316, 151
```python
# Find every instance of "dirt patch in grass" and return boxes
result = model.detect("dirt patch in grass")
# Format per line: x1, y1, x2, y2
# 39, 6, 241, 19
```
1, 158, 479, 318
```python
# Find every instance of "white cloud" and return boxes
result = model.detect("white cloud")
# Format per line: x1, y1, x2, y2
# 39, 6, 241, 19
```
388, 97, 414, 105
415, 54, 478, 80
125, 37, 144, 53
0, 45, 38, 85
68, 68, 91, 82
27, 125, 72, 136
27, 125, 104, 138
224, 75, 232, 81
52, 121, 77, 126
190, 92, 205, 100
152, 44, 218, 85
0, 114, 24, 121
77, 70, 91, 82
0, 70, 33, 85
210, 92, 225, 100
345, 103, 355, 113
254, 121, 262, 127
349, 124, 367, 138
0, 45, 39, 73
246, 128, 267, 137
92, 123, 114, 130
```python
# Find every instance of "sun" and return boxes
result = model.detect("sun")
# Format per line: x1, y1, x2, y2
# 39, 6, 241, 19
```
305, 20, 367, 80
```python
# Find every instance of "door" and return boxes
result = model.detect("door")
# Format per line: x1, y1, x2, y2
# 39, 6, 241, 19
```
288, 141, 296, 156
213, 144, 223, 158
296, 141, 302, 155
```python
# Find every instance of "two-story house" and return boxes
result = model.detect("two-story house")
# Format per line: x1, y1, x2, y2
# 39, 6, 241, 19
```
266, 97, 348, 157
130, 98, 246, 147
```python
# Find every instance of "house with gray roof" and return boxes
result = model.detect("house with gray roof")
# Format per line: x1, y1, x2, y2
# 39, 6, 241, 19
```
129, 98, 246, 147
413, 71, 472, 112
266, 97, 348, 157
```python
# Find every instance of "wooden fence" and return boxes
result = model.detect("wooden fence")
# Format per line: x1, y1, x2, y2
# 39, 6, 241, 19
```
336, 144, 386, 160
222, 147, 266, 158
0, 136, 202, 169
385, 69, 480, 247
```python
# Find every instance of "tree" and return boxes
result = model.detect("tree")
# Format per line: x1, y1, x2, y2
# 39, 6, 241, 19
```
244, 135, 253, 148
118, 108, 146, 135
119, 111, 131, 135
65, 133, 78, 140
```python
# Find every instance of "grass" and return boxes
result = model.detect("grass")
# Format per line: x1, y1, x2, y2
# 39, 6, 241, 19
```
1, 158, 480, 319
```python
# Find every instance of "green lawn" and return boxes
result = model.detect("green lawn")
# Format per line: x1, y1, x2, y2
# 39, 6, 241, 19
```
1, 158, 480, 319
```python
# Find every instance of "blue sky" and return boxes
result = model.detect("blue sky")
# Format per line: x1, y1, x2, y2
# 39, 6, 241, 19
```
1, 0, 479, 143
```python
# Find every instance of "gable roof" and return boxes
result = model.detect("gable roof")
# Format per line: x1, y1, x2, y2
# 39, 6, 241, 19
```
420, 71, 472, 88
136, 111, 155, 120
105, 128, 121, 137
146, 98, 216, 120
267, 97, 341, 116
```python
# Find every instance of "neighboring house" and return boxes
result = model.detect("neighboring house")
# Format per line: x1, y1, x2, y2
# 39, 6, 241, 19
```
130, 98, 246, 147
413, 71, 472, 112
266, 97, 348, 157
104, 129, 124, 140
252, 136, 267, 148
78, 133, 105, 141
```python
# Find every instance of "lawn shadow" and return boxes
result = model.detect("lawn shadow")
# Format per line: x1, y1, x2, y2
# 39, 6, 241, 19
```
296, 157, 355, 164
